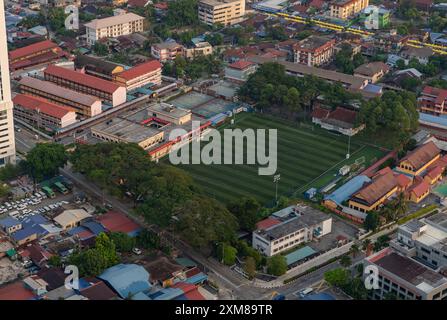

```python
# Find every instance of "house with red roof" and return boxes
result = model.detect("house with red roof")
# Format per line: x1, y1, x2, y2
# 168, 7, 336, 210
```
311, 106, 365, 136
113, 60, 162, 90
97, 211, 142, 237
0, 281, 36, 300
9, 40, 69, 71
224, 60, 257, 84
418, 86, 447, 116
408, 179, 430, 203
13, 94, 77, 131
424, 166, 444, 185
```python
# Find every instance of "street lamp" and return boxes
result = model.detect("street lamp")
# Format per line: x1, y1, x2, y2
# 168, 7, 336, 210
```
274, 174, 281, 205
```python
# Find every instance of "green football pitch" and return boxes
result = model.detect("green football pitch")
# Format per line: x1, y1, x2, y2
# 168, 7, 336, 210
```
176, 113, 385, 206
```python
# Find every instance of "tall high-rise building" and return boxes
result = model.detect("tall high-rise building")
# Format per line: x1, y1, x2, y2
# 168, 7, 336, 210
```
0, 0, 16, 166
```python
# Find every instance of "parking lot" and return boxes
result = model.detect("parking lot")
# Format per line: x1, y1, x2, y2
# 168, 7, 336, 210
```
0, 191, 74, 221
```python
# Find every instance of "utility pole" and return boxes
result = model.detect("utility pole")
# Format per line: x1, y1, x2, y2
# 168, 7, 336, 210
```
346, 135, 351, 159
274, 174, 281, 205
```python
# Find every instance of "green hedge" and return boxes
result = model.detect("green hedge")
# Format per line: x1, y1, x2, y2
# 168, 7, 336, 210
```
397, 205, 438, 225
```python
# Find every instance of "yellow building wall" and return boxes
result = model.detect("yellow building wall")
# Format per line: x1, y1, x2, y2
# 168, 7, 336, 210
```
398, 154, 441, 176
424, 173, 443, 185
409, 190, 430, 203
348, 186, 398, 212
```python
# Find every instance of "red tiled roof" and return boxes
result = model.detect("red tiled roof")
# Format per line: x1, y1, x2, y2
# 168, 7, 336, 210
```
375, 167, 393, 177
0, 281, 36, 300
9, 40, 58, 61
426, 166, 443, 179
311, 107, 330, 119
44, 64, 120, 94
13, 94, 75, 120
410, 180, 430, 198
97, 211, 141, 234
396, 174, 412, 188
80, 280, 117, 300
256, 217, 280, 230
400, 141, 441, 171
422, 86, 447, 106
228, 60, 255, 70
352, 171, 398, 205
328, 107, 357, 124
117, 60, 161, 81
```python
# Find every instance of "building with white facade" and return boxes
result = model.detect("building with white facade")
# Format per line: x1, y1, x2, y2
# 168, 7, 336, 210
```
252, 204, 332, 257
0, 0, 16, 166
391, 212, 447, 270
198, 0, 245, 26
364, 247, 447, 300
85, 13, 144, 45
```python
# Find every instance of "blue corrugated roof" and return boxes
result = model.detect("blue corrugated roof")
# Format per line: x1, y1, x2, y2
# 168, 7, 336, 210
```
82, 221, 106, 235
185, 273, 207, 285
12, 224, 47, 241
419, 112, 447, 129
99, 264, 151, 299
324, 175, 371, 205
285, 246, 317, 266
0, 216, 21, 228
68, 226, 86, 236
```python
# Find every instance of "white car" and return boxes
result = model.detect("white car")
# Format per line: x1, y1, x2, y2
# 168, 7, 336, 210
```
132, 248, 142, 255
61, 201, 69, 205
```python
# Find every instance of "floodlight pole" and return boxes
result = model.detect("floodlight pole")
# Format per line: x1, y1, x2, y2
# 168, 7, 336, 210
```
346, 135, 351, 159
274, 174, 281, 205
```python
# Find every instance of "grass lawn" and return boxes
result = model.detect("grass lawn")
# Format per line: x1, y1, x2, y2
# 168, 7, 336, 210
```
174, 113, 386, 206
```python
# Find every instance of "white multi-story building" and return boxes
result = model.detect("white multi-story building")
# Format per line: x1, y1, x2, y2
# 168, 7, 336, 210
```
85, 13, 144, 45
364, 247, 447, 300
252, 204, 332, 257
198, 0, 245, 26
151, 41, 184, 62
0, 0, 16, 166
391, 212, 447, 270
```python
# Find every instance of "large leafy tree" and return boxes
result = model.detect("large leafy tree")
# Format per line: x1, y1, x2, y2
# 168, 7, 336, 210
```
165, 0, 199, 27
267, 255, 287, 276
26, 143, 68, 182
358, 91, 419, 147
227, 197, 261, 232
175, 196, 238, 249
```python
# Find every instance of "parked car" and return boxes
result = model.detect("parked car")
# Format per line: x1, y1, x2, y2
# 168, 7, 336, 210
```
132, 248, 142, 255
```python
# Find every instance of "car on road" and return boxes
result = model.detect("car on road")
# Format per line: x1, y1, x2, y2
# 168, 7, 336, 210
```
132, 248, 142, 255
299, 288, 314, 298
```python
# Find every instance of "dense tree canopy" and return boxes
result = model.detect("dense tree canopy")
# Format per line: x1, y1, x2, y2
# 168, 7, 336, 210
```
68, 233, 119, 277
334, 43, 365, 74
165, 0, 199, 27
25, 143, 68, 182
358, 91, 419, 147
238, 62, 360, 115
70, 143, 238, 250
175, 196, 238, 249
267, 254, 287, 276
227, 197, 261, 232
